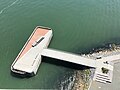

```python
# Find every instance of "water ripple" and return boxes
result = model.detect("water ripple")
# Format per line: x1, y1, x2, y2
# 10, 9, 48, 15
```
0, 0, 20, 15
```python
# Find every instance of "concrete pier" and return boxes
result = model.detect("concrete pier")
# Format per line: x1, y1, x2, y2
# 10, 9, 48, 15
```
41, 48, 114, 84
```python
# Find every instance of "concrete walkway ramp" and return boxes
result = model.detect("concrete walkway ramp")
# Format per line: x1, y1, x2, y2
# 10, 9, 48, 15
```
41, 49, 98, 68
41, 49, 114, 84
41, 49, 113, 71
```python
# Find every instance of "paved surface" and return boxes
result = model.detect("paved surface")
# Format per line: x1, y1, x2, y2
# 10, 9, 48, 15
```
18, 27, 49, 59
41, 49, 113, 70
98, 54, 120, 62
41, 48, 98, 67
90, 62, 120, 90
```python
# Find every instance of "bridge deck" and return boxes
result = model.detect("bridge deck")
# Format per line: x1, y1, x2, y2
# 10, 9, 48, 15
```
41, 49, 97, 68
41, 49, 113, 70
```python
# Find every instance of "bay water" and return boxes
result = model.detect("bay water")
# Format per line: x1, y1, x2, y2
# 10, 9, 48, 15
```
0, 0, 120, 89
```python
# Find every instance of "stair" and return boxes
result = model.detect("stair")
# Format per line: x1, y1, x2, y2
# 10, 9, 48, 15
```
93, 72, 112, 84
93, 70, 113, 84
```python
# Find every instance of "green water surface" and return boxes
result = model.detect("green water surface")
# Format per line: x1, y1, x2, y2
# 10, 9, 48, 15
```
0, 0, 120, 89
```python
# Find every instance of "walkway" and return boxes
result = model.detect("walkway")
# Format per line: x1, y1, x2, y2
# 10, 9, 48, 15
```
41, 49, 113, 70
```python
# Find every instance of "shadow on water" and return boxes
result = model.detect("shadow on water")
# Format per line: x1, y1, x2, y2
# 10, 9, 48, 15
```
11, 71, 33, 79
42, 56, 90, 70
11, 56, 91, 78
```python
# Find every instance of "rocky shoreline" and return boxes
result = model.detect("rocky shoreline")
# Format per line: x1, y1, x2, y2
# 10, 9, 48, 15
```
72, 43, 120, 90
72, 69, 92, 90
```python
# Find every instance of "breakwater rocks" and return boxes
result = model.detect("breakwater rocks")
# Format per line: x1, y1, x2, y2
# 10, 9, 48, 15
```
83, 43, 120, 59
73, 43, 120, 90
72, 69, 92, 90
